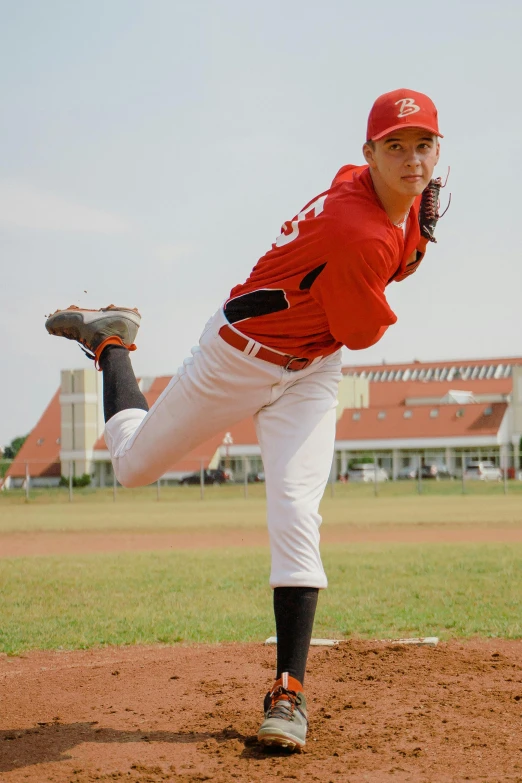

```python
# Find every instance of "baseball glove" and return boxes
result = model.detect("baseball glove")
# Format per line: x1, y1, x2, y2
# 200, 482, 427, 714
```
419, 176, 444, 243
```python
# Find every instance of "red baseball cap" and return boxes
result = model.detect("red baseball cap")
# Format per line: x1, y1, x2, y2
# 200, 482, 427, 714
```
366, 89, 443, 141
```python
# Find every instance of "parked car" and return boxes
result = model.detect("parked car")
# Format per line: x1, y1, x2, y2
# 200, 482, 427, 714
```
464, 461, 502, 481
179, 468, 229, 485
421, 464, 454, 480
397, 465, 417, 480
347, 463, 389, 482
397, 464, 453, 480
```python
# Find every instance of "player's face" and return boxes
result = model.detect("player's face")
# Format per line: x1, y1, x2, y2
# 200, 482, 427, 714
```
364, 129, 440, 197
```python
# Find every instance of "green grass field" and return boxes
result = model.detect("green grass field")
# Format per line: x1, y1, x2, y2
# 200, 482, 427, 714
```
2, 477, 522, 507
1, 544, 521, 655
1, 488, 522, 655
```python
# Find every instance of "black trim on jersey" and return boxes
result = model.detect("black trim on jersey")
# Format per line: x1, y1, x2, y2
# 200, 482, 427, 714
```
299, 263, 327, 291
224, 289, 289, 323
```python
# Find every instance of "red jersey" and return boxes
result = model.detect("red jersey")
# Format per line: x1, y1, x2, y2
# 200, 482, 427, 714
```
225, 165, 426, 358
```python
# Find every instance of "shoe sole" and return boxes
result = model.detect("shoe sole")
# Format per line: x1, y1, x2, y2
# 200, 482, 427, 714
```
257, 731, 305, 751
45, 306, 141, 344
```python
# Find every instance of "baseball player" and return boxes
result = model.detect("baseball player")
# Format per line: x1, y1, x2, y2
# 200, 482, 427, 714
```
46, 89, 443, 751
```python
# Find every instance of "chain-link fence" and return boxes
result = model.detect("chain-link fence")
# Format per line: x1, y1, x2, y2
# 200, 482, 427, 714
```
329, 448, 522, 497
1, 448, 522, 502
0, 455, 265, 502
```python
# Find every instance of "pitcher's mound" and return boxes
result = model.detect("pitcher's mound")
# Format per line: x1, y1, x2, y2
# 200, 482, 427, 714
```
1, 639, 521, 782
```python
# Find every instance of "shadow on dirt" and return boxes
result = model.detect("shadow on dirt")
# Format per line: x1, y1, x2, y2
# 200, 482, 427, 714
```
0, 722, 255, 772
240, 735, 297, 760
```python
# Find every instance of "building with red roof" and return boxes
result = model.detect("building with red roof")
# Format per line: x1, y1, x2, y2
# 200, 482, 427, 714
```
3, 356, 522, 488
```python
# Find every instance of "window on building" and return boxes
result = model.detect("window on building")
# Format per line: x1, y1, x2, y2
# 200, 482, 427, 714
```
395, 370, 402, 380
373, 372, 381, 382
403, 410, 413, 419
430, 409, 439, 418
486, 365, 495, 379
352, 411, 361, 421
471, 366, 480, 380
367, 372, 374, 381
456, 409, 465, 418
440, 368, 448, 380
360, 371, 366, 378
411, 370, 419, 380
425, 369, 433, 380
36, 438, 44, 446
494, 364, 504, 379
402, 369, 410, 381
484, 406, 493, 416
381, 371, 388, 381
447, 367, 455, 381
377, 411, 386, 419
504, 365, 512, 377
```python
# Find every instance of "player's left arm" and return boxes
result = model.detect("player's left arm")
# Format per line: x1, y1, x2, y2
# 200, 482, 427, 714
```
392, 177, 444, 282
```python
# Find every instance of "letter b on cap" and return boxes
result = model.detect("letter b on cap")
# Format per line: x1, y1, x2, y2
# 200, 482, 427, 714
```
395, 98, 420, 118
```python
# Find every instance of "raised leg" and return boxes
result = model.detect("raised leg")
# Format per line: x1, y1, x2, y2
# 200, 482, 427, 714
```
99, 346, 149, 421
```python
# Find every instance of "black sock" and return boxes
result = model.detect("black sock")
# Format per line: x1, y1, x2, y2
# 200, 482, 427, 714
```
273, 586, 319, 686
98, 345, 149, 423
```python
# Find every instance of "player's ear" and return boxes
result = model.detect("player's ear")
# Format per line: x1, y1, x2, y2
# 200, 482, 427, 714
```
363, 142, 375, 167
435, 140, 441, 165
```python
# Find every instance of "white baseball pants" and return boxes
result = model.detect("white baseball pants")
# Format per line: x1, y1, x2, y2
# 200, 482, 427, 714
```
104, 309, 343, 588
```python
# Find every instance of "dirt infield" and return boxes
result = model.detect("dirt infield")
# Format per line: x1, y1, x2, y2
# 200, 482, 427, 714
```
2, 640, 522, 782
3, 523, 522, 558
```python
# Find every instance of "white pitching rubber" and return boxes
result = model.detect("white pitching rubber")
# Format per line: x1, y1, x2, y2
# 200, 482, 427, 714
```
265, 637, 342, 646
264, 636, 439, 647
383, 636, 439, 646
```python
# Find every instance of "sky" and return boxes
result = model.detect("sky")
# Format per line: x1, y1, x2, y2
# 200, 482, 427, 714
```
1, 0, 521, 446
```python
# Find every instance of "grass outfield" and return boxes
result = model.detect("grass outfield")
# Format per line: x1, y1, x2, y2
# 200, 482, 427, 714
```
1, 543, 521, 654
1, 489, 522, 533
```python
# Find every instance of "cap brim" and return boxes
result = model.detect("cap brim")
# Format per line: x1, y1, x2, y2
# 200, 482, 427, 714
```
370, 122, 443, 141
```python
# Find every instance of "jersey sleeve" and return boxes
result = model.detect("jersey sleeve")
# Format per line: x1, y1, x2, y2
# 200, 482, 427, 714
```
309, 238, 397, 350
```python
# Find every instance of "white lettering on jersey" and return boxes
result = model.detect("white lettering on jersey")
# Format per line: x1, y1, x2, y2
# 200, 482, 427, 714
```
395, 98, 421, 118
275, 194, 327, 248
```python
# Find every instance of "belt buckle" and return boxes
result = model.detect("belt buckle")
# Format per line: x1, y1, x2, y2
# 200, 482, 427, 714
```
284, 356, 310, 372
